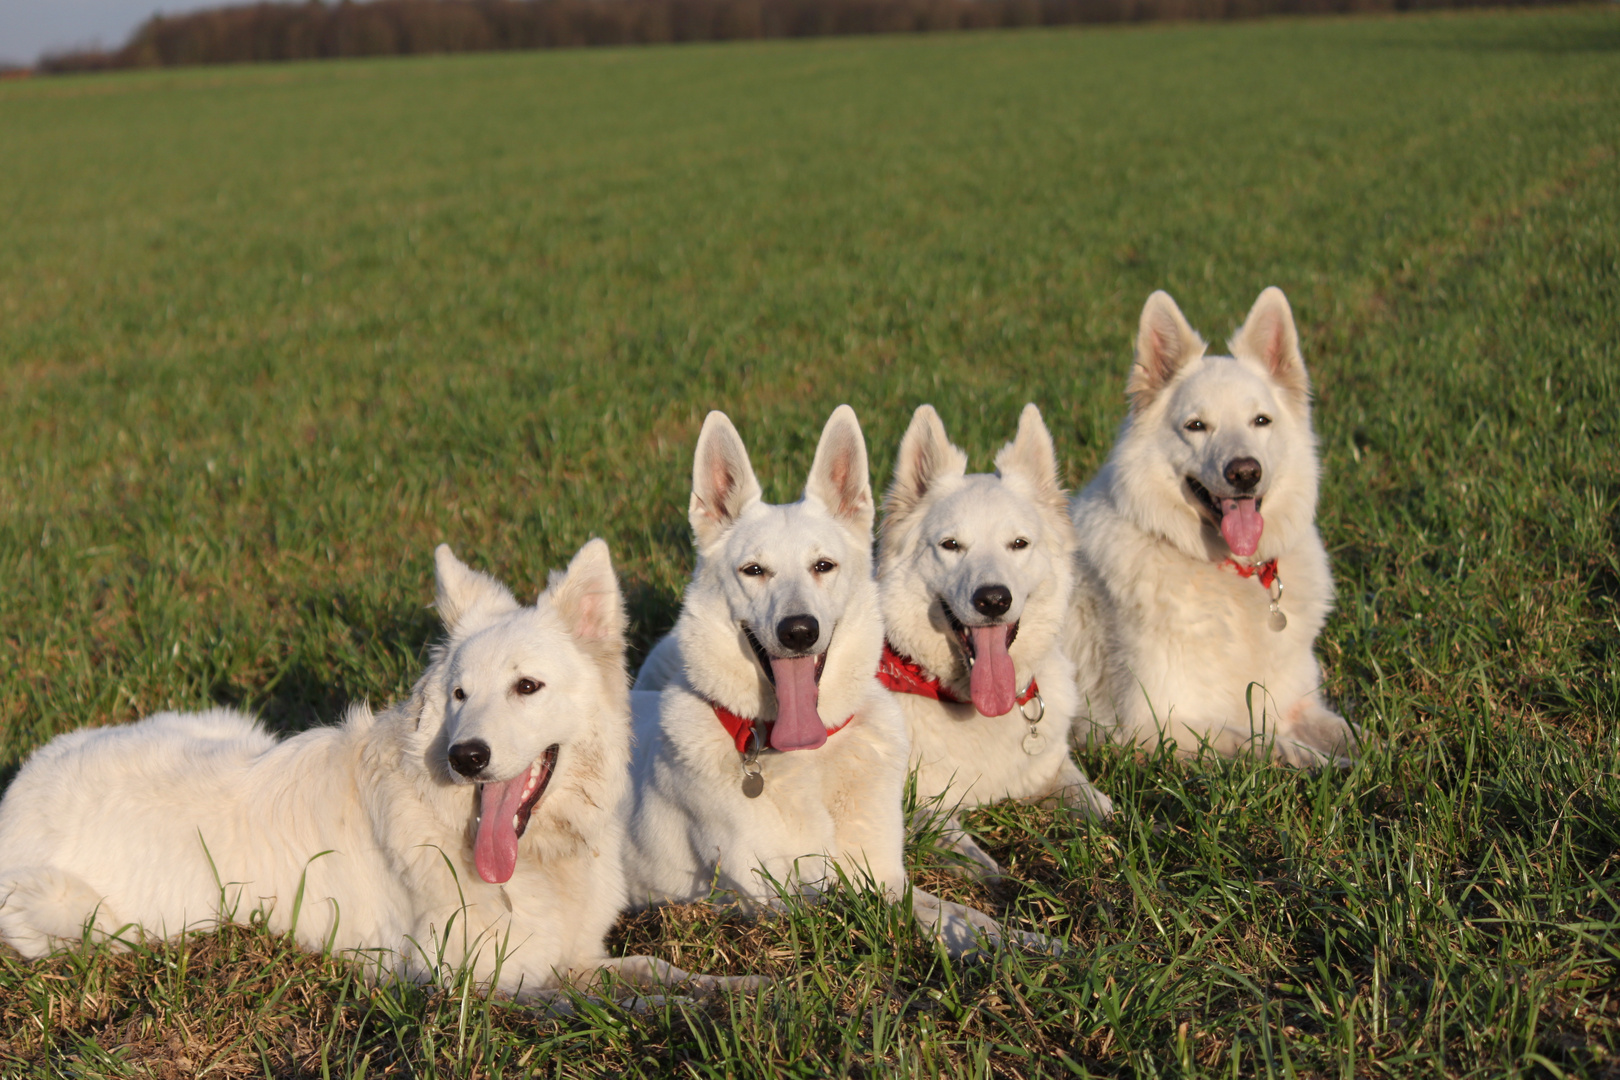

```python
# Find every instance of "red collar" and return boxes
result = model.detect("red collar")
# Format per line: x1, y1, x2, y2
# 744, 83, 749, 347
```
1223, 557, 1279, 589
710, 701, 853, 754
876, 641, 1038, 710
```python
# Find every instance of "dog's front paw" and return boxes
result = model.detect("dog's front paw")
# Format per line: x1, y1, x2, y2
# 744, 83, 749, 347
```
578, 955, 769, 999
680, 972, 772, 998
1276, 722, 1367, 773
936, 829, 1004, 882
911, 810, 1005, 881
998, 924, 1066, 957
1275, 710, 1367, 770
911, 890, 1063, 961
1043, 781, 1114, 820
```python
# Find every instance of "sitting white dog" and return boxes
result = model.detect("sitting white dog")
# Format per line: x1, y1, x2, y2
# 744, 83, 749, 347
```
0, 540, 748, 1002
1065, 288, 1360, 766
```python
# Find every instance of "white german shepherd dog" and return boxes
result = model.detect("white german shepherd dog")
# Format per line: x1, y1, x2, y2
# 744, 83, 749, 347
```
628, 406, 1049, 957
1065, 288, 1359, 766
0, 540, 745, 1001
876, 404, 1112, 874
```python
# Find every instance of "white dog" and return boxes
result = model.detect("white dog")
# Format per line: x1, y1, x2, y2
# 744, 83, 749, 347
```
877, 404, 1112, 874
627, 406, 1048, 957
1065, 287, 1359, 766
0, 540, 745, 1002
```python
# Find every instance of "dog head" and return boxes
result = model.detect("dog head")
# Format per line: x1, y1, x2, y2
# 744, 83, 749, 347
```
1111, 287, 1320, 563
878, 403, 1075, 716
675, 404, 879, 750
425, 539, 628, 885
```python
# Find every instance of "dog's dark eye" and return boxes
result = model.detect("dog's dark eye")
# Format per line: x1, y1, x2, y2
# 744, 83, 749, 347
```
514, 678, 542, 696
740, 563, 766, 577
1254, 414, 1272, 427
453, 688, 465, 702
812, 559, 837, 574
1010, 537, 1030, 551
939, 538, 960, 552
1184, 419, 1206, 432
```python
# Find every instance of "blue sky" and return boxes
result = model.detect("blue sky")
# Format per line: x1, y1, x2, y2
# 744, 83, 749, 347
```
1, 0, 222, 65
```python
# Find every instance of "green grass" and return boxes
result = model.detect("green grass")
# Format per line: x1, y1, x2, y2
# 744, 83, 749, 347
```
1, 7, 1618, 1076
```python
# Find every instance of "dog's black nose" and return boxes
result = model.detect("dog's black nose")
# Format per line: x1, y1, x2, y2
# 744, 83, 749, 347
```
776, 615, 820, 654
972, 585, 1013, 618
1224, 457, 1262, 493
448, 739, 491, 778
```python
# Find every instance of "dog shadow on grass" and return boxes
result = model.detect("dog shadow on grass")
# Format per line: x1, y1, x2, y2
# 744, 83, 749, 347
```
623, 577, 682, 677
223, 601, 444, 738
224, 577, 682, 737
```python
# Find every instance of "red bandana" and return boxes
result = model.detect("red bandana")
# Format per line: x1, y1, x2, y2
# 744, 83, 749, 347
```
710, 701, 853, 754
1223, 557, 1279, 589
876, 641, 1038, 710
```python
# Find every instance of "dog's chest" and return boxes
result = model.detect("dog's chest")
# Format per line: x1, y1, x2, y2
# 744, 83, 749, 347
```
749, 747, 867, 825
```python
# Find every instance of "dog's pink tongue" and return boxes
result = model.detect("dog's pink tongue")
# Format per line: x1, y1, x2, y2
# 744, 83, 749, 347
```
474, 775, 532, 885
769, 655, 827, 751
969, 625, 1018, 717
1220, 498, 1264, 557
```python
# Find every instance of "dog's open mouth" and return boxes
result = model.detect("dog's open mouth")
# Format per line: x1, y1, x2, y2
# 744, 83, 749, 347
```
742, 625, 830, 752
473, 744, 558, 885
942, 604, 1022, 718
1186, 476, 1265, 558
743, 626, 828, 686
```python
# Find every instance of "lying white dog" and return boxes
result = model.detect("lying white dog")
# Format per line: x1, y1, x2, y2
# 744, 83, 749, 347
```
628, 406, 1049, 957
877, 404, 1111, 874
0, 540, 744, 1001
1065, 287, 1359, 766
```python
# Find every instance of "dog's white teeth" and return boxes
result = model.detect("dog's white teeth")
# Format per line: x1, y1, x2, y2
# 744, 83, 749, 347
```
512, 814, 520, 830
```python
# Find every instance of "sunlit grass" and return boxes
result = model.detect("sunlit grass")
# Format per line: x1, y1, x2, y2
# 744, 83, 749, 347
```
1, 8, 1617, 1076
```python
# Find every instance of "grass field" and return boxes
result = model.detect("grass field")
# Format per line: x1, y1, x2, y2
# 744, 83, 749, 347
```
2, 7, 1619, 1076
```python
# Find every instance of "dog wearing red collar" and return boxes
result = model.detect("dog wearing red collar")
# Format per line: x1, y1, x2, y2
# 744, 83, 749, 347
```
877, 404, 1112, 877
626, 407, 1052, 958
1065, 288, 1360, 766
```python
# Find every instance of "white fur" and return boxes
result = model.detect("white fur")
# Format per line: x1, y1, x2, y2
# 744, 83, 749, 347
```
1066, 288, 1359, 766
0, 541, 744, 1001
877, 405, 1111, 875
628, 407, 1050, 957
878, 404, 1114, 811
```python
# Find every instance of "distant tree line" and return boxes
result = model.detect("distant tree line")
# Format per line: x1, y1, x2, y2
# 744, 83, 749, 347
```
39, 0, 1563, 73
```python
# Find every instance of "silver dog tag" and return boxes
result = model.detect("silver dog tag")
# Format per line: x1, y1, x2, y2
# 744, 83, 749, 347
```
1020, 692, 1046, 755
740, 728, 764, 798
1267, 576, 1287, 632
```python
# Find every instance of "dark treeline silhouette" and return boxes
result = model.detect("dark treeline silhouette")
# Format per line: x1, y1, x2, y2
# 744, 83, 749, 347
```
39, 0, 1563, 72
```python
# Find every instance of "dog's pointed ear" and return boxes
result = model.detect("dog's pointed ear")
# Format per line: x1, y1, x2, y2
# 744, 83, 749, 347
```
545, 538, 627, 675
689, 411, 762, 550
434, 544, 520, 638
883, 404, 968, 525
1127, 291, 1206, 410
805, 404, 873, 537
994, 403, 1067, 515
1230, 286, 1309, 405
